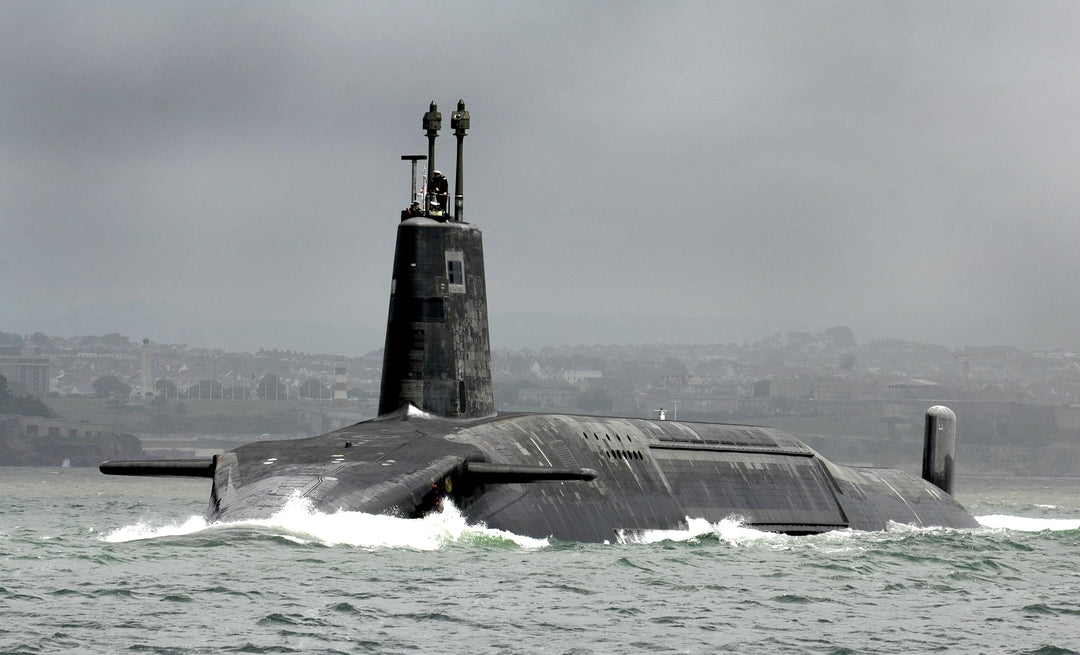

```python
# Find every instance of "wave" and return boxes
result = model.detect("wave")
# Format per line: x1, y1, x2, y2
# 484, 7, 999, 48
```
101, 495, 548, 550
621, 516, 973, 546
975, 515, 1080, 532
101, 500, 1080, 551
623, 513, 1080, 546
617, 516, 786, 546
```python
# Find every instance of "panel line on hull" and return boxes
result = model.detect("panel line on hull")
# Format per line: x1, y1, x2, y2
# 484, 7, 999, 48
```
648, 443, 814, 457
871, 473, 923, 525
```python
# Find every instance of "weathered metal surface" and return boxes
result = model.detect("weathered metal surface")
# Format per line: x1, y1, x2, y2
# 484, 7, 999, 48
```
378, 220, 494, 418
189, 409, 977, 541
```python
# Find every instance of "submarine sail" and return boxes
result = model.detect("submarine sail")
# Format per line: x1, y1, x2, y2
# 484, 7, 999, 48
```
101, 100, 979, 540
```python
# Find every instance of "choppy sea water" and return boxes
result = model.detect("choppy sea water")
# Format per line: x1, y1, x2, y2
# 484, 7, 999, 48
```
2, 468, 1079, 654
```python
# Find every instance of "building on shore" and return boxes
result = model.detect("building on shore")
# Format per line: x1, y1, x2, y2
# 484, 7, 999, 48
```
0, 347, 51, 398
3, 415, 114, 440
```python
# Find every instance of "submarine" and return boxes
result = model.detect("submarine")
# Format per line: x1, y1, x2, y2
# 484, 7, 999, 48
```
101, 100, 979, 541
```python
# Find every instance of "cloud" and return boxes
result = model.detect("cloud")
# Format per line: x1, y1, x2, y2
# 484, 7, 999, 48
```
3, 1, 1079, 353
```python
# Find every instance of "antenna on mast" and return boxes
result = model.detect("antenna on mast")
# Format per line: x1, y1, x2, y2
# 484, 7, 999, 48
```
422, 101, 441, 215
400, 155, 427, 204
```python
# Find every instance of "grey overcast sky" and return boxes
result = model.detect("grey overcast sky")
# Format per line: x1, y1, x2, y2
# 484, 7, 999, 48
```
3, 1, 1080, 354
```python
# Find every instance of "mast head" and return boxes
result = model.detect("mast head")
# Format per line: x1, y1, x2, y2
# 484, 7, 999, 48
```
423, 101, 442, 135
451, 100, 469, 134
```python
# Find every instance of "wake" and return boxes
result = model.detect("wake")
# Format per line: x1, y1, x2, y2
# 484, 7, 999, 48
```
100, 498, 1080, 550
975, 514, 1080, 531
101, 495, 548, 550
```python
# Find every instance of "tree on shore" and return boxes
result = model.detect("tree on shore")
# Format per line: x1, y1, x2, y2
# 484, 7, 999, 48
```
93, 375, 132, 399
27, 332, 53, 350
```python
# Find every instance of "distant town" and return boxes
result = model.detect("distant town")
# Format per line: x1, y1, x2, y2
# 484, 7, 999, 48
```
3, 327, 1080, 475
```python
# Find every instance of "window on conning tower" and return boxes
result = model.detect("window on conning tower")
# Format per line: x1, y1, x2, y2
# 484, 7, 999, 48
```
447, 260, 463, 285
446, 252, 465, 293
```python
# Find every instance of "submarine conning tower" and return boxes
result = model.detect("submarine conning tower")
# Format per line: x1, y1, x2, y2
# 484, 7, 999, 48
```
378, 100, 494, 418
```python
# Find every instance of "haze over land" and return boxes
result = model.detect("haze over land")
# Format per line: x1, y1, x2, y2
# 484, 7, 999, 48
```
4, 2, 1080, 355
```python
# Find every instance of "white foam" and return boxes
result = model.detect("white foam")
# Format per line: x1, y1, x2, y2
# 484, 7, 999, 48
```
976, 514, 1080, 532
101, 496, 548, 550
623, 516, 1047, 548
103, 514, 212, 542
100, 506, 1080, 549
883, 520, 945, 533
621, 516, 788, 546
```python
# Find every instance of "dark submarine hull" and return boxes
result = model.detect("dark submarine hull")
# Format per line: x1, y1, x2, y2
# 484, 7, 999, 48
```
202, 406, 977, 541
102, 99, 979, 542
